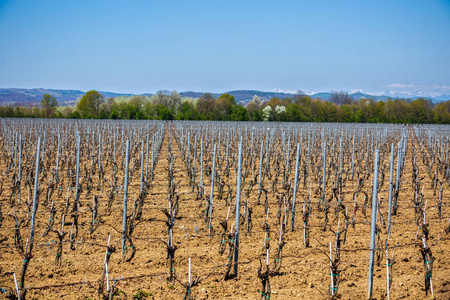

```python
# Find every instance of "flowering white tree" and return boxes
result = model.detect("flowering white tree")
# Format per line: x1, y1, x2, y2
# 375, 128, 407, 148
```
251, 95, 262, 108
275, 105, 286, 114
262, 106, 272, 121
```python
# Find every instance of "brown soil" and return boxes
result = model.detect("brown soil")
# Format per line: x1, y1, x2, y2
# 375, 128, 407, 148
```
0, 124, 449, 300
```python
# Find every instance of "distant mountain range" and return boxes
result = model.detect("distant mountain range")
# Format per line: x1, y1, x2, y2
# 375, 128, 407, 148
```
0, 88, 131, 106
1, 88, 449, 106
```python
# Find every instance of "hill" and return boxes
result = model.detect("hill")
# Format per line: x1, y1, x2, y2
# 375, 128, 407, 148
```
1, 88, 448, 106
0, 88, 131, 106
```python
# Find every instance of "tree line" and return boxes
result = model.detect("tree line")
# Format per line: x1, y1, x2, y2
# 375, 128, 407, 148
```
1, 89, 450, 124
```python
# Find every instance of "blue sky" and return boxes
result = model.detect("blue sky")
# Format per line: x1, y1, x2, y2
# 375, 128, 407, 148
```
0, 0, 449, 95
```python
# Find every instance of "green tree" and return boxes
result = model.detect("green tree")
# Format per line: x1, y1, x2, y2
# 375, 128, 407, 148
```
120, 96, 144, 119
285, 103, 304, 121
76, 90, 105, 118
310, 99, 326, 122
323, 101, 338, 122
215, 93, 236, 120
151, 90, 182, 112
384, 99, 410, 123
230, 105, 248, 121
57, 106, 75, 119
336, 104, 352, 122
176, 101, 199, 120
433, 100, 450, 123
196, 93, 216, 119
99, 97, 115, 119
247, 101, 263, 121
14, 106, 24, 118
410, 98, 433, 123
41, 94, 58, 118
371, 101, 386, 123
155, 104, 174, 120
